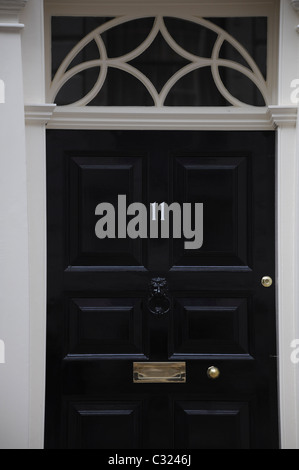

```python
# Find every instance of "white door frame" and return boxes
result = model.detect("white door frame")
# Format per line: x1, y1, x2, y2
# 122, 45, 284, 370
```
19, 0, 299, 448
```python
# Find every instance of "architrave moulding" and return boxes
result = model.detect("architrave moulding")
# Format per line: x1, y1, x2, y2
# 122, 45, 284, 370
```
290, 0, 299, 33
291, 0, 299, 12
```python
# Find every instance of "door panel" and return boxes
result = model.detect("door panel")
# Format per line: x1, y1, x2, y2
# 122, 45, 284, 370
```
68, 154, 147, 268
66, 401, 142, 449
172, 155, 250, 268
174, 401, 250, 449
170, 297, 250, 358
45, 130, 278, 449
67, 298, 147, 359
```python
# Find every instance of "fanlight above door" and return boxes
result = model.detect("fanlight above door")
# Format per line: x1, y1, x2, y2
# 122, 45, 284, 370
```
49, 15, 269, 108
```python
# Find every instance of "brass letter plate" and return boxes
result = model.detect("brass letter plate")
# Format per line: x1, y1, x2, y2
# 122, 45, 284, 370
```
133, 362, 186, 384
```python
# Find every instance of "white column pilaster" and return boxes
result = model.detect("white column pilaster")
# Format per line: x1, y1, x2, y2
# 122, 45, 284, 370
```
278, 0, 299, 449
0, 0, 29, 449
290, 0, 299, 450
20, 0, 56, 449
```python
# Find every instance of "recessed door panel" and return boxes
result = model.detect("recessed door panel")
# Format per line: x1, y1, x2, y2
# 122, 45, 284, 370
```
67, 298, 147, 359
174, 401, 250, 449
68, 154, 147, 268
65, 401, 142, 449
170, 297, 250, 359
172, 155, 250, 268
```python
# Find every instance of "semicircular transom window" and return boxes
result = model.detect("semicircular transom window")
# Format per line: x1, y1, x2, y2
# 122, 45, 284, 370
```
50, 15, 269, 107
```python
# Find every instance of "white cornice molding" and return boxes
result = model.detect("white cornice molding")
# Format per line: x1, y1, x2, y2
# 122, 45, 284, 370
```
25, 104, 57, 125
42, 106, 298, 131
0, 0, 28, 26
268, 105, 298, 128
0, 0, 27, 11
44, 106, 276, 131
0, 22, 24, 30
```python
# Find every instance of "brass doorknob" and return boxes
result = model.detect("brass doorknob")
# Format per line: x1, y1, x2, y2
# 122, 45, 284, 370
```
261, 276, 273, 288
207, 366, 220, 380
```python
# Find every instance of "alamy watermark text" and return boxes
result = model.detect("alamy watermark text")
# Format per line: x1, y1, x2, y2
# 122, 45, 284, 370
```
95, 195, 204, 250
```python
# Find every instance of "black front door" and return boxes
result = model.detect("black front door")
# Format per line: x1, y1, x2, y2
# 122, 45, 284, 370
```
45, 130, 279, 449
